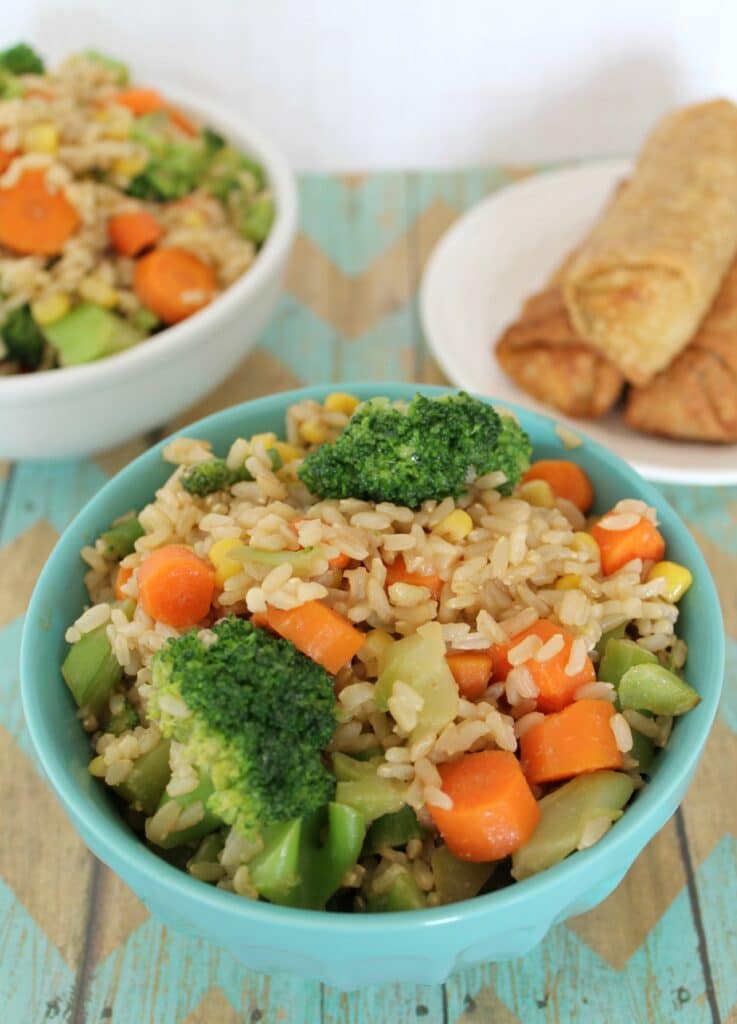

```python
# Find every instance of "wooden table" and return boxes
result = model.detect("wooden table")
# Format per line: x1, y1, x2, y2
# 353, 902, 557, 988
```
1, 168, 735, 1024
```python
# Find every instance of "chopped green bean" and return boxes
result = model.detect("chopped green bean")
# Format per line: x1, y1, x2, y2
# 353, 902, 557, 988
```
618, 663, 700, 716
100, 515, 144, 559
62, 625, 122, 715
629, 729, 655, 773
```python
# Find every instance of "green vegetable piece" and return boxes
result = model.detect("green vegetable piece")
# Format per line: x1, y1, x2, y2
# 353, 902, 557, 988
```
599, 637, 658, 687
115, 740, 171, 815
100, 515, 144, 559
2, 304, 45, 370
126, 132, 206, 201
595, 621, 627, 658
44, 303, 144, 366
231, 545, 323, 575
618, 663, 700, 716
431, 845, 496, 905
62, 625, 123, 716
0, 43, 44, 75
0, 68, 23, 99
81, 49, 129, 85
511, 771, 635, 881
131, 306, 160, 333
106, 697, 140, 736
180, 449, 281, 496
629, 729, 655, 773
333, 753, 408, 825
251, 803, 365, 909
201, 127, 225, 156
374, 622, 458, 742
204, 145, 266, 200
188, 831, 225, 868
149, 771, 223, 849
366, 866, 427, 913
239, 196, 275, 245
365, 805, 423, 855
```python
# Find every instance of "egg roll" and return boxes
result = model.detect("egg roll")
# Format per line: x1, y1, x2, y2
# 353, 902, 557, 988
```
564, 99, 737, 386
625, 259, 737, 441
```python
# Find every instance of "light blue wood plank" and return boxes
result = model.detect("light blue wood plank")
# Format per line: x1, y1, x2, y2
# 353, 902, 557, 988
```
696, 836, 737, 1021
0, 459, 108, 543
0, 616, 39, 766
323, 982, 445, 1024
337, 305, 416, 383
260, 294, 339, 386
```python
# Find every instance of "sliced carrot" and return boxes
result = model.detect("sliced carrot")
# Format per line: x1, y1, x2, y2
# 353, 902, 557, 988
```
0, 169, 80, 255
114, 565, 134, 601
490, 619, 595, 713
24, 86, 53, 101
428, 750, 541, 862
522, 460, 594, 513
0, 148, 20, 174
264, 600, 365, 674
113, 87, 165, 115
384, 555, 443, 601
590, 514, 665, 577
520, 699, 622, 785
108, 210, 162, 256
166, 105, 198, 137
133, 247, 217, 325
137, 544, 215, 628
446, 652, 494, 700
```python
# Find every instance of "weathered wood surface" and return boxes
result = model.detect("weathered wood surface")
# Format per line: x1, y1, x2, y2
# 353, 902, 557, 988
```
0, 170, 734, 1024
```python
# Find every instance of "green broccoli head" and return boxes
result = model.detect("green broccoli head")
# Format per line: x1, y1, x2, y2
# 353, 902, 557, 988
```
180, 449, 282, 497
148, 617, 337, 835
298, 392, 531, 508
1, 304, 45, 370
0, 43, 44, 75
493, 414, 533, 496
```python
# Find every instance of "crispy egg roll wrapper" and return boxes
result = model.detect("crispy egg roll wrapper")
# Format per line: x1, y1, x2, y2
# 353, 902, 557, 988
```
625, 259, 737, 441
564, 99, 737, 386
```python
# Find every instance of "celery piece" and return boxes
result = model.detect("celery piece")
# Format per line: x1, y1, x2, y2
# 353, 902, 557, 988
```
61, 625, 122, 715
599, 637, 658, 687
249, 819, 302, 904
239, 196, 275, 245
100, 515, 144, 559
374, 622, 458, 742
431, 845, 496, 905
365, 805, 423, 855
230, 544, 324, 575
150, 771, 223, 850
333, 753, 408, 825
115, 740, 171, 815
366, 866, 427, 912
511, 771, 634, 881
618, 663, 700, 716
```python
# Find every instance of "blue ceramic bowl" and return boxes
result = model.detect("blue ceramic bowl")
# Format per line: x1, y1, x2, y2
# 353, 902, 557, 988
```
21, 383, 724, 989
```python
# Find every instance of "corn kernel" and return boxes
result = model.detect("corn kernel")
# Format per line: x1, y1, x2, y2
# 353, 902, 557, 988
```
209, 537, 243, 586
181, 209, 205, 228
324, 391, 360, 416
24, 122, 59, 154
112, 156, 147, 178
573, 531, 600, 558
249, 432, 278, 450
88, 756, 107, 778
299, 418, 328, 445
30, 292, 70, 325
518, 479, 555, 508
555, 574, 582, 590
273, 441, 302, 463
78, 277, 119, 309
433, 509, 473, 542
647, 561, 693, 602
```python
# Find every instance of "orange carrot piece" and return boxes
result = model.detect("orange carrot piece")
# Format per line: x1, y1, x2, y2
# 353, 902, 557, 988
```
0, 169, 80, 256
108, 210, 162, 257
384, 555, 443, 601
520, 699, 622, 785
446, 652, 494, 700
0, 148, 19, 174
166, 105, 198, 137
429, 750, 541, 862
491, 619, 595, 713
522, 460, 594, 513
133, 247, 217, 324
590, 514, 665, 576
264, 600, 365, 674
114, 564, 134, 601
137, 544, 215, 628
113, 87, 165, 115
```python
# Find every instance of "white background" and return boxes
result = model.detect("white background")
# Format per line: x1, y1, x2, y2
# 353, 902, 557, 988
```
3, 0, 737, 171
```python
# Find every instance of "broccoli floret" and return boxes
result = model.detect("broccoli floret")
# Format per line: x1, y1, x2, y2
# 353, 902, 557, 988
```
298, 392, 531, 508
127, 145, 205, 201
180, 449, 282, 497
1, 304, 45, 370
148, 617, 337, 835
491, 414, 533, 496
0, 43, 44, 75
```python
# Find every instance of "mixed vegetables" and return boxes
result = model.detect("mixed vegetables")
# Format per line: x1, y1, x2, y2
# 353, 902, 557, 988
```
0, 43, 274, 373
61, 392, 700, 911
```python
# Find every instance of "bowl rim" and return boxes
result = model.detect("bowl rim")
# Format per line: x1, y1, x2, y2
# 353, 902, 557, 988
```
20, 382, 725, 934
0, 84, 298, 400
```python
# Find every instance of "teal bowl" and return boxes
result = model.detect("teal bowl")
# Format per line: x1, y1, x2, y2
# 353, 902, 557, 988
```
21, 383, 724, 989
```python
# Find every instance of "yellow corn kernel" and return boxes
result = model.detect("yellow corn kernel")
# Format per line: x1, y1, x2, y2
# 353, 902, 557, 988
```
572, 531, 600, 558
249, 432, 278, 450
112, 156, 147, 178
78, 277, 119, 309
555, 573, 582, 591
518, 479, 555, 509
299, 418, 328, 445
208, 537, 243, 586
23, 122, 59, 154
88, 756, 107, 778
181, 209, 205, 228
273, 441, 302, 464
647, 561, 693, 602
324, 391, 360, 416
30, 292, 70, 326
433, 509, 473, 542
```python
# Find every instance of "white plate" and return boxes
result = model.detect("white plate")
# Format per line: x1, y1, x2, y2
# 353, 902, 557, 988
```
420, 159, 737, 485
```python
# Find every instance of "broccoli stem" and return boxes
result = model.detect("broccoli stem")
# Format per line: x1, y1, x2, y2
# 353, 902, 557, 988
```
61, 625, 123, 716
148, 770, 224, 849
99, 515, 144, 559
115, 740, 171, 815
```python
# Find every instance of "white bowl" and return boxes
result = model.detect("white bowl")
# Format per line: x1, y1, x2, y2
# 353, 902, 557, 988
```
0, 87, 298, 460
